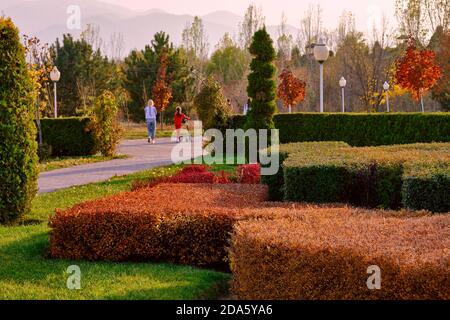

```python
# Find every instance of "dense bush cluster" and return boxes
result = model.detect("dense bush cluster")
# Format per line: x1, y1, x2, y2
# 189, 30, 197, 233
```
230, 207, 450, 300
194, 77, 232, 131
131, 165, 231, 190
236, 164, 261, 184
49, 183, 268, 270
133, 164, 261, 190
0, 17, 39, 224
88, 91, 123, 157
228, 113, 450, 146
39, 117, 96, 156
264, 142, 449, 212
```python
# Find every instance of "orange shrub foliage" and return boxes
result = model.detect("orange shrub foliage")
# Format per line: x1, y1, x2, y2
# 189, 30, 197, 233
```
49, 183, 268, 270
230, 207, 450, 300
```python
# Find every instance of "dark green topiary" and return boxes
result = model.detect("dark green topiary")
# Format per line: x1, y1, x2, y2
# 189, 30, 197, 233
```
245, 27, 277, 130
0, 17, 39, 224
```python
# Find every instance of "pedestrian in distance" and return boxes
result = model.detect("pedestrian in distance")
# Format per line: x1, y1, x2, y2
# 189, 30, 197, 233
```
174, 106, 190, 143
144, 99, 157, 144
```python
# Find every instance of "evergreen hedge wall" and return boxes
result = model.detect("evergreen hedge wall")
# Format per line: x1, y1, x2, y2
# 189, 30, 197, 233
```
39, 117, 96, 156
229, 113, 450, 146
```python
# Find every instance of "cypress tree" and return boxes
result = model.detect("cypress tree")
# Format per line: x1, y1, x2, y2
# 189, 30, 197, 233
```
0, 17, 39, 224
245, 27, 277, 130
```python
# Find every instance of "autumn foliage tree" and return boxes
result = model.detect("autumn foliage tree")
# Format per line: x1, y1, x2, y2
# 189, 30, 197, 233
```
395, 40, 441, 112
152, 53, 173, 127
277, 68, 306, 113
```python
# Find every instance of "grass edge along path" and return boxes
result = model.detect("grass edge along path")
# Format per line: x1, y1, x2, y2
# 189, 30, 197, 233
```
39, 154, 128, 172
0, 164, 230, 300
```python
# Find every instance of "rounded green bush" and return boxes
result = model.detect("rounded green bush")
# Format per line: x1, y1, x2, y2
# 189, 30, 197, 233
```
0, 17, 39, 224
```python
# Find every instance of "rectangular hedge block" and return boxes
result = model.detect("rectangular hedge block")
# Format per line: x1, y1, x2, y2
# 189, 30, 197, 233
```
228, 113, 450, 146
38, 117, 96, 156
49, 183, 268, 271
230, 207, 450, 299
273, 142, 449, 212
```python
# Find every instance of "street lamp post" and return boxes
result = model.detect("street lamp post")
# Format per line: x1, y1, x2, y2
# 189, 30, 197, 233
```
383, 81, 390, 112
339, 76, 346, 113
314, 38, 329, 113
50, 66, 61, 118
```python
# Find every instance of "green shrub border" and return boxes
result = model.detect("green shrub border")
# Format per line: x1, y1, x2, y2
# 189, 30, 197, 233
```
263, 142, 449, 212
230, 113, 450, 146
38, 117, 96, 157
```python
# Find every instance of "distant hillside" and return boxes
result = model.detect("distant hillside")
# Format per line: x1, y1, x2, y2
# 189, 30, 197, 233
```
1, 0, 300, 56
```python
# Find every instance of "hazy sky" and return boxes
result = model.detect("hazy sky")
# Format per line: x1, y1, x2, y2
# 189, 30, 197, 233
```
100, 0, 397, 30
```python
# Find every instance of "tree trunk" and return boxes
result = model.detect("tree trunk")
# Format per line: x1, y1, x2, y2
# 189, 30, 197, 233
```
35, 101, 43, 146
420, 94, 425, 112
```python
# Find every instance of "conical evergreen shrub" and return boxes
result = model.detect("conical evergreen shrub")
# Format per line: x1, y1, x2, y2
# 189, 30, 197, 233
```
0, 17, 39, 224
245, 27, 277, 130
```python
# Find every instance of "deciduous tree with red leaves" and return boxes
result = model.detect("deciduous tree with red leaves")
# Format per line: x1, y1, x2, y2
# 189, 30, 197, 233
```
152, 53, 172, 127
395, 40, 441, 112
277, 68, 306, 113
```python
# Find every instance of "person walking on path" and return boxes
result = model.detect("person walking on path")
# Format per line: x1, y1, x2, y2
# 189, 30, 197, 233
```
145, 99, 157, 144
174, 106, 190, 142
243, 98, 251, 115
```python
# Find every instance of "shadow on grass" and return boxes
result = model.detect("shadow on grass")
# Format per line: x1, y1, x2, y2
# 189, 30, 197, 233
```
0, 225, 230, 300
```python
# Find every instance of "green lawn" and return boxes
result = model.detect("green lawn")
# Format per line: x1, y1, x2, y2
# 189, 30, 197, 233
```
40, 154, 128, 172
121, 122, 175, 140
0, 164, 230, 300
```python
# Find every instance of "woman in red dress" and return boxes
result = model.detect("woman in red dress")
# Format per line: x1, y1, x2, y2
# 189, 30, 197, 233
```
174, 106, 190, 142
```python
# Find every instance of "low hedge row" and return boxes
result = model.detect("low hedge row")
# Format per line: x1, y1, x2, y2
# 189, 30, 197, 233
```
230, 207, 450, 299
49, 183, 268, 271
261, 141, 349, 201
265, 142, 449, 212
228, 113, 450, 146
38, 117, 96, 156
402, 163, 450, 212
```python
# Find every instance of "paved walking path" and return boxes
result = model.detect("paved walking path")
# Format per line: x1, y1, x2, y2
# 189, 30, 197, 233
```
38, 137, 200, 193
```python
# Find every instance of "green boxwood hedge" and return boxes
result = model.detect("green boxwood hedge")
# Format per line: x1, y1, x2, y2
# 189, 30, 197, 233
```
229, 113, 450, 146
261, 141, 349, 201
265, 142, 449, 212
39, 117, 96, 157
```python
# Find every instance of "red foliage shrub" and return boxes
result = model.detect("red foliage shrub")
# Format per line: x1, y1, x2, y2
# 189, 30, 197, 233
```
49, 183, 268, 270
237, 164, 261, 184
177, 164, 209, 174
132, 165, 231, 190
230, 207, 450, 300
170, 171, 217, 183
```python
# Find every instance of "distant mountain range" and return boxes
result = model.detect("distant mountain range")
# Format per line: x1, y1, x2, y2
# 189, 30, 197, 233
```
1, 0, 300, 56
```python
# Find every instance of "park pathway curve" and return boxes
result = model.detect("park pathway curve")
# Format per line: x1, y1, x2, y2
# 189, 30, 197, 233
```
38, 137, 198, 193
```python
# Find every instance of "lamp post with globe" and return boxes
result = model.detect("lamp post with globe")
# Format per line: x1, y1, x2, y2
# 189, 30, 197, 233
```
383, 81, 390, 112
339, 76, 347, 112
314, 38, 330, 113
50, 66, 61, 118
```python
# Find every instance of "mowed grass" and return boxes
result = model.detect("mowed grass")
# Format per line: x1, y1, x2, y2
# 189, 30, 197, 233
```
0, 164, 230, 300
121, 122, 175, 140
39, 154, 128, 172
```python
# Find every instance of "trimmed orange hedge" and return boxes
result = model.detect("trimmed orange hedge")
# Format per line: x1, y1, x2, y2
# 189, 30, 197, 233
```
49, 183, 268, 270
230, 207, 450, 300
